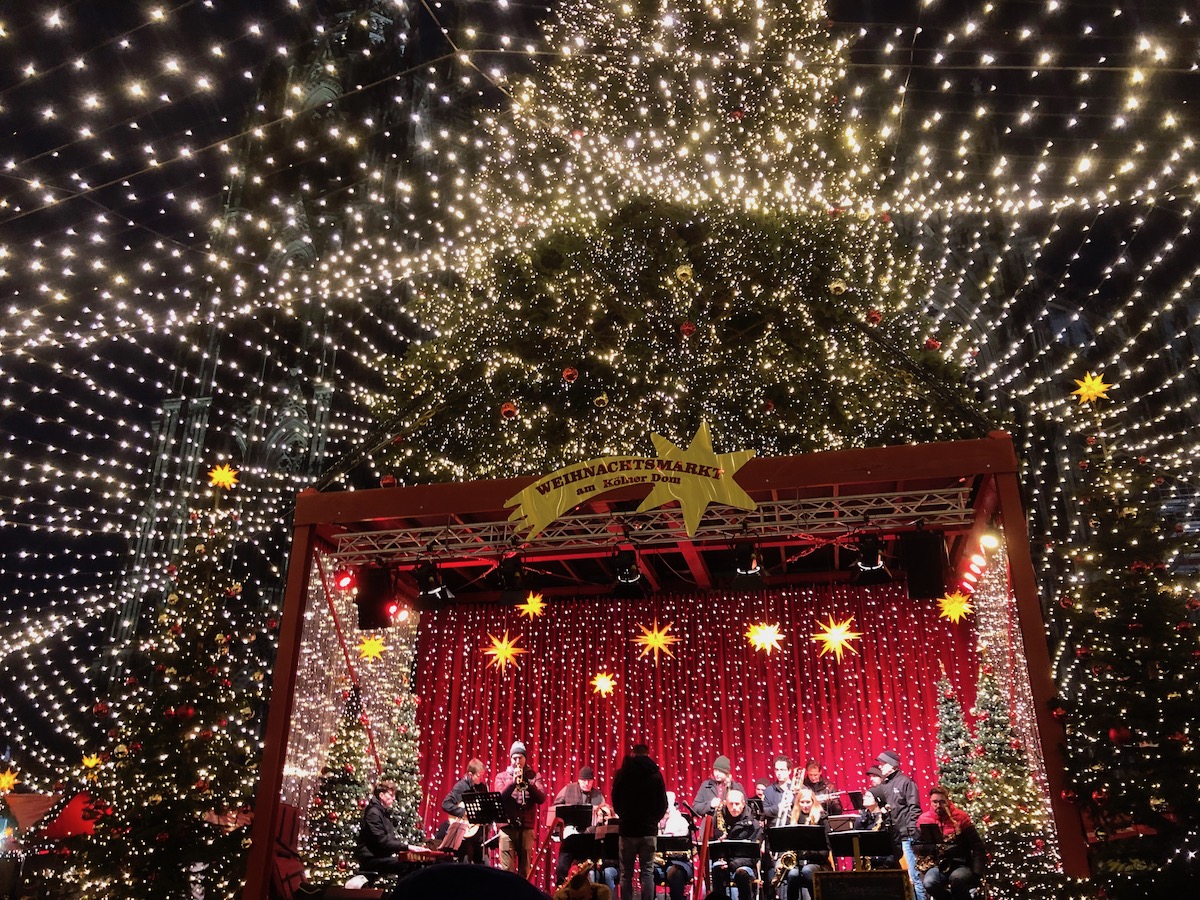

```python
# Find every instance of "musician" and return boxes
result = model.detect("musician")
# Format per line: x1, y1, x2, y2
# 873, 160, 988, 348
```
852, 788, 897, 868
611, 743, 668, 900
494, 740, 547, 878
354, 781, 429, 876
801, 760, 843, 815
913, 787, 985, 900
779, 788, 832, 900
762, 755, 794, 824
654, 792, 693, 900
550, 766, 609, 886
440, 758, 487, 863
865, 765, 883, 788
711, 789, 761, 900
875, 749, 924, 900
694, 754, 744, 813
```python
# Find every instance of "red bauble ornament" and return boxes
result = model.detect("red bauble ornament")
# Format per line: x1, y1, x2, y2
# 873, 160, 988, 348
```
562, 366, 579, 383
1059, 596, 1075, 609
500, 401, 518, 420
731, 107, 745, 121
379, 474, 397, 488
1086, 435, 1097, 445
866, 309, 883, 325
1154, 476, 1165, 485
680, 321, 697, 338
1138, 456, 1149, 465
1176, 621, 1193, 632
762, 399, 775, 413
989, 769, 1001, 779
166, 564, 177, 576
92, 702, 110, 717
1091, 788, 1109, 804
1051, 706, 1068, 723
1074, 646, 1091, 659
1061, 789, 1077, 803
1186, 597, 1200, 611
880, 213, 891, 223
199, 729, 214, 741
923, 337, 941, 351
1078, 460, 1089, 470
1108, 725, 1133, 744
329, 811, 339, 822
165, 707, 176, 719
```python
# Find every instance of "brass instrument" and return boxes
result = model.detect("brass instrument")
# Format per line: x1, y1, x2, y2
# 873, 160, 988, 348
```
770, 770, 806, 888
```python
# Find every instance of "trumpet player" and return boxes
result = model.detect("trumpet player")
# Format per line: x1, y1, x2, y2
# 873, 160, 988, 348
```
495, 740, 546, 877
762, 755, 795, 824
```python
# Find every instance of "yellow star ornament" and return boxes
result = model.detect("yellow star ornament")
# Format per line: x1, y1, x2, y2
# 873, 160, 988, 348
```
746, 622, 784, 655
82, 754, 102, 770
517, 592, 547, 618
637, 421, 757, 536
358, 636, 387, 661
633, 620, 679, 663
591, 672, 617, 696
484, 631, 527, 671
938, 591, 974, 624
811, 615, 863, 663
208, 464, 239, 490
0, 767, 19, 792
1071, 372, 1115, 405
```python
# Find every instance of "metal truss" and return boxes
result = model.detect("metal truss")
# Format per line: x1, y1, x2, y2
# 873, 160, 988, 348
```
329, 485, 973, 567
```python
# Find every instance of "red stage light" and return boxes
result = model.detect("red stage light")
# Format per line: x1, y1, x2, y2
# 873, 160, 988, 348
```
334, 568, 356, 590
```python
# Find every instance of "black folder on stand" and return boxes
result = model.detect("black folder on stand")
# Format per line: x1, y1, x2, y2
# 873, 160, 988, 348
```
462, 791, 506, 826
556, 804, 595, 833
828, 829, 896, 866
767, 824, 829, 855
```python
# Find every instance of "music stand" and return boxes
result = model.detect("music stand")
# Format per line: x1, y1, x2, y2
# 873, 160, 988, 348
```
845, 791, 864, 811
827, 815, 858, 833
707, 840, 762, 863
767, 824, 829, 857
556, 804, 594, 833
438, 819, 467, 852
828, 830, 896, 871
561, 832, 599, 863
462, 791, 506, 828
656, 834, 693, 854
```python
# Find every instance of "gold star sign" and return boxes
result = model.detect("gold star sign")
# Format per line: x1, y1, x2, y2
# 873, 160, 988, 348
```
208, 464, 239, 490
517, 591, 547, 618
638, 422, 757, 536
358, 636, 387, 661
811, 615, 863, 663
82, 754, 102, 770
0, 767, 19, 792
484, 631, 527, 671
633, 619, 679, 663
591, 672, 617, 696
938, 591, 974, 624
1071, 372, 1115, 405
746, 622, 784, 655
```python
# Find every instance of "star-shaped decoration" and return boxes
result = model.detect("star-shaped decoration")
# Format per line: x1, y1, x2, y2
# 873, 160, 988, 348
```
517, 591, 547, 618
208, 464, 240, 490
636, 421, 757, 536
938, 591, 975, 624
484, 631, 527, 671
0, 767, 19, 792
633, 619, 679, 663
591, 672, 617, 696
1071, 372, 1115, 405
746, 622, 784, 655
358, 636, 387, 661
811, 615, 863, 663
82, 753, 102, 770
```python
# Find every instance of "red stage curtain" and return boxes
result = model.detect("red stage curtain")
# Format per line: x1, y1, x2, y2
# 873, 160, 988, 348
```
414, 584, 976, 832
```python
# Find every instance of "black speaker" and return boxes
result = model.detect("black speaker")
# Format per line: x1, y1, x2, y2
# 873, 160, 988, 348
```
355, 565, 396, 629
901, 531, 947, 600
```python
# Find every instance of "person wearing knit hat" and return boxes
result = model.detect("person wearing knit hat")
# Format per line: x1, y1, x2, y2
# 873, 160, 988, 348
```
549, 762, 610, 886
852, 789, 898, 869
874, 749, 924, 900
865, 765, 883, 787
494, 740, 546, 878
692, 754, 744, 814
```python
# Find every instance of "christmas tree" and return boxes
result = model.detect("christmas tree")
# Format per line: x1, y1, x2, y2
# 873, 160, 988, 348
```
968, 666, 1062, 900
303, 687, 372, 884
370, 0, 989, 482
376, 617, 424, 846
70, 467, 260, 899
934, 668, 971, 801
1053, 381, 1200, 897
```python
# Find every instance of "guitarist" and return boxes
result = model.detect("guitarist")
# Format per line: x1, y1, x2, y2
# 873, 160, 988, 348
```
440, 758, 488, 863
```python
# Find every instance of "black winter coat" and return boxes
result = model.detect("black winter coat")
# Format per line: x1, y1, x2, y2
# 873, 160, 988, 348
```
611, 754, 668, 837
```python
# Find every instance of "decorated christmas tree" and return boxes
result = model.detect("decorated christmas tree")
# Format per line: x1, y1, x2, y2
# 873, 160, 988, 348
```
376, 617, 425, 846
369, 0, 989, 482
934, 668, 971, 801
1052, 375, 1200, 896
303, 686, 373, 884
967, 666, 1061, 900
70, 466, 260, 899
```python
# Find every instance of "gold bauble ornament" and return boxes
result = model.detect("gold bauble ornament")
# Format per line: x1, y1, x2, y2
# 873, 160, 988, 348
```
828, 279, 847, 295
593, 392, 609, 408
675, 264, 694, 283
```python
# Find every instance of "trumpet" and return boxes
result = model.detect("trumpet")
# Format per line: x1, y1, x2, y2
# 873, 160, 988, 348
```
512, 763, 529, 805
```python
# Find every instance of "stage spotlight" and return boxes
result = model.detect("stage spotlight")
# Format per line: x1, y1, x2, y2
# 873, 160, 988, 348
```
853, 534, 892, 586
612, 547, 645, 599
334, 567, 356, 590
734, 544, 762, 577
355, 565, 397, 630
498, 553, 526, 591
414, 560, 453, 605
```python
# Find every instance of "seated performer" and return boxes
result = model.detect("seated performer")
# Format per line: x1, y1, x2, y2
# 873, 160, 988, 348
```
355, 781, 429, 876
550, 765, 609, 886
440, 758, 488, 863
913, 786, 986, 900
781, 788, 832, 900
852, 788, 897, 868
495, 741, 547, 878
694, 754, 745, 812
711, 789, 761, 900
654, 792, 693, 900
802, 759, 843, 815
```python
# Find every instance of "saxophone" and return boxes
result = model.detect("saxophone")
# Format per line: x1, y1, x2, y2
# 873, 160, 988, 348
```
770, 773, 804, 890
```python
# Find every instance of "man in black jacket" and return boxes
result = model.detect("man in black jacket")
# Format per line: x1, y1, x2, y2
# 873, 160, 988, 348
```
611, 743, 668, 900
355, 781, 427, 876
440, 758, 487, 863
875, 749, 924, 900
712, 789, 761, 900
